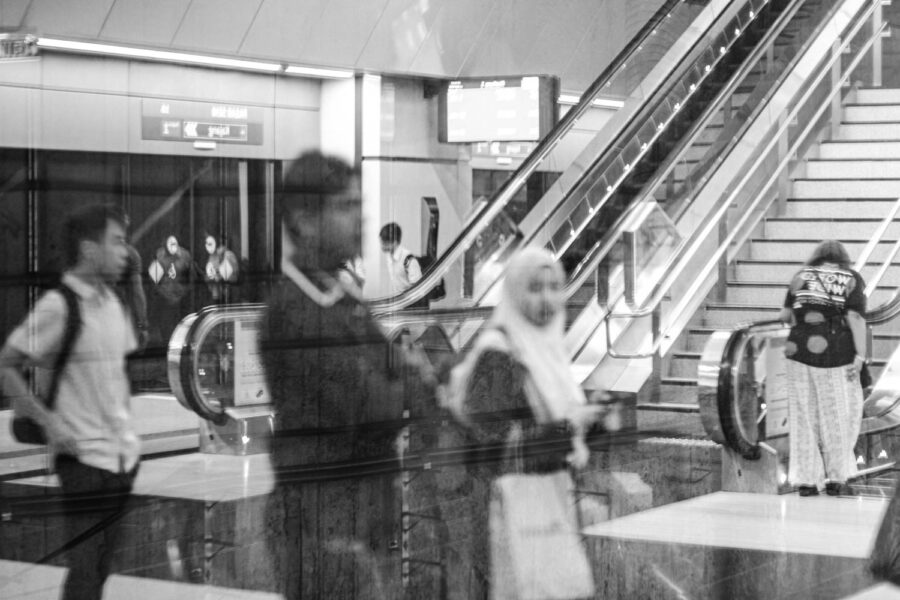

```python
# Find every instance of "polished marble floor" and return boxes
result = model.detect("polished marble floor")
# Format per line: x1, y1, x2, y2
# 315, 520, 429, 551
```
585, 491, 895, 599
3, 412, 900, 599
585, 491, 888, 559
0, 559, 280, 599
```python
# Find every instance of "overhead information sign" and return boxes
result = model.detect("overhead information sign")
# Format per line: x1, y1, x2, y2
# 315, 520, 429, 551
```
141, 99, 263, 145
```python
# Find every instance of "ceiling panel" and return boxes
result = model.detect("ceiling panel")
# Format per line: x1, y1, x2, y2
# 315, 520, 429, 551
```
356, 0, 443, 74
22, 0, 115, 37
562, 0, 667, 93
4, 0, 661, 94
0, 0, 32, 29
300, 0, 391, 67
239, 0, 327, 61
408, 0, 495, 77
517, 0, 603, 88
101, 0, 191, 46
171, 0, 263, 54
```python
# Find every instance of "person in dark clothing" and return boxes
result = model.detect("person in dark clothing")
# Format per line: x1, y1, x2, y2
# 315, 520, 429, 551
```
260, 151, 432, 599
118, 242, 149, 350
147, 235, 192, 343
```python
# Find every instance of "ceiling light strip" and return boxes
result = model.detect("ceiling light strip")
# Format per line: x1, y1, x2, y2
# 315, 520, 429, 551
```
557, 93, 625, 109
284, 65, 353, 79
36, 37, 354, 79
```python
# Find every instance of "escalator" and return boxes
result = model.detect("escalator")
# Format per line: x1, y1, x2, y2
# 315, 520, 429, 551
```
698, 287, 900, 493
170, 0, 888, 422
379, 0, 871, 386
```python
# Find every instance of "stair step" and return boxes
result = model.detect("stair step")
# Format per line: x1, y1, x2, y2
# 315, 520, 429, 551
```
855, 87, 900, 105
838, 122, 900, 141
701, 304, 780, 327
792, 179, 900, 198
668, 352, 702, 378
722, 281, 897, 307
747, 239, 898, 262
734, 260, 900, 285
844, 105, 900, 123
802, 161, 900, 181
763, 217, 898, 239
818, 140, 900, 160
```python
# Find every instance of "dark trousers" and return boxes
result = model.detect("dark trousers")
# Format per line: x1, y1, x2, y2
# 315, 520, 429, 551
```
55, 455, 138, 600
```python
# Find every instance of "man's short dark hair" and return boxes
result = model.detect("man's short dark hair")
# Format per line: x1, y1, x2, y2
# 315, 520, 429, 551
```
280, 151, 359, 222
64, 204, 127, 267
379, 222, 401, 244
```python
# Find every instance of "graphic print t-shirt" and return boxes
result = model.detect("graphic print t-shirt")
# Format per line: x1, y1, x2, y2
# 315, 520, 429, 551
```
783, 265, 866, 368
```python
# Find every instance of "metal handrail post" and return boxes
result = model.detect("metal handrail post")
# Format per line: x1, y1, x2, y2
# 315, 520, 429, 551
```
831, 39, 842, 135
873, 0, 883, 87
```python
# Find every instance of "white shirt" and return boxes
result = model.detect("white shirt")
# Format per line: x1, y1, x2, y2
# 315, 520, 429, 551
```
8, 273, 139, 473
385, 246, 421, 294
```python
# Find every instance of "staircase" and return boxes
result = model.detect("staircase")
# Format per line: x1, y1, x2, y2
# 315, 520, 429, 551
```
648, 87, 900, 437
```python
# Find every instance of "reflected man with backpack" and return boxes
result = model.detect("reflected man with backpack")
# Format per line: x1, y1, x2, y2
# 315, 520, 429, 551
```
379, 222, 427, 307
0, 204, 139, 600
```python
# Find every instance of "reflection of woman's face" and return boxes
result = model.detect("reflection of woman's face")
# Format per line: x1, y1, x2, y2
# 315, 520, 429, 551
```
519, 266, 563, 327
205, 236, 216, 255
166, 236, 178, 255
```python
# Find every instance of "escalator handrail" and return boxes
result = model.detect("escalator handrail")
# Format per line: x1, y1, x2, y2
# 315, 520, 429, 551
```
602, 2, 882, 333
564, 0, 818, 298
368, 0, 718, 314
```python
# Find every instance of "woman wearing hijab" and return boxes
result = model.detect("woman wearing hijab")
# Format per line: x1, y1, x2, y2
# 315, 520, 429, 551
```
443, 246, 601, 597
779, 239, 867, 497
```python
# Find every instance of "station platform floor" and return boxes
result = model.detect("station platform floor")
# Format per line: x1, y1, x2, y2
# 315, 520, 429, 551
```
2, 456, 898, 598
1, 391, 898, 599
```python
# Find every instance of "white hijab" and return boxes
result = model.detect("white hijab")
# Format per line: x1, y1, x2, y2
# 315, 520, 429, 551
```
444, 247, 586, 425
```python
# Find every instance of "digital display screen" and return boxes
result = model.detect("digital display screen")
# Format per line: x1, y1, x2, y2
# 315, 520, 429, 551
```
438, 76, 558, 143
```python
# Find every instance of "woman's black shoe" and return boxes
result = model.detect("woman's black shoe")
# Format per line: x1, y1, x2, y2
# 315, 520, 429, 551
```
798, 485, 819, 496
825, 482, 841, 496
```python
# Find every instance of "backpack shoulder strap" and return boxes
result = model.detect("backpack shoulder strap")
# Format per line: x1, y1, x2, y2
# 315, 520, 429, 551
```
403, 253, 418, 276
46, 284, 82, 411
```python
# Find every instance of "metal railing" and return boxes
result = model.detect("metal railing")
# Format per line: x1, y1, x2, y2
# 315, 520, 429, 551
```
598, 0, 884, 360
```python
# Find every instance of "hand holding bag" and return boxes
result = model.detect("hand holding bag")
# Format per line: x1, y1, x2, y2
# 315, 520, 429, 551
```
489, 470, 595, 600
859, 360, 873, 390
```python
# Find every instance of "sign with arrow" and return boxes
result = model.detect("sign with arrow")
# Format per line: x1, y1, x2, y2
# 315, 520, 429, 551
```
141, 99, 263, 145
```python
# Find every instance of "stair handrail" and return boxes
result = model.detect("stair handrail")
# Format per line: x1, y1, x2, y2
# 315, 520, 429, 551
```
853, 197, 900, 273
601, 2, 884, 359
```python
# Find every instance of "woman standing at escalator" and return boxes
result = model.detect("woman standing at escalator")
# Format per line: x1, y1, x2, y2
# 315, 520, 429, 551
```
779, 239, 867, 497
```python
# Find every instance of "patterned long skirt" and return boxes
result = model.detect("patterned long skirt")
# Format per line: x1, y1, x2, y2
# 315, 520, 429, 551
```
786, 360, 864, 487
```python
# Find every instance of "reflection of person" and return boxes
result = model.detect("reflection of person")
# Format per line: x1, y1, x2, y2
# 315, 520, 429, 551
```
0, 204, 139, 600
117, 243, 149, 350
147, 235, 192, 343
337, 254, 366, 292
380, 221, 421, 291
201, 233, 239, 304
261, 152, 432, 599
778, 240, 867, 497
443, 247, 599, 597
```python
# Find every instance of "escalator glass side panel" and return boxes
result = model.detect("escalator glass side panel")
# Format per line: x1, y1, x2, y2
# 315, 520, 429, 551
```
565, 0, 842, 292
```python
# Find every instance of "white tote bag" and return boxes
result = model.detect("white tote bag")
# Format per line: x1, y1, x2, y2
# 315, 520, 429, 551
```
489, 470, 595, 600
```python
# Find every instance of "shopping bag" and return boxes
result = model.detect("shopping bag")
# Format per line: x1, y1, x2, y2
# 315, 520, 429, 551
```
489, 470, 595, 600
